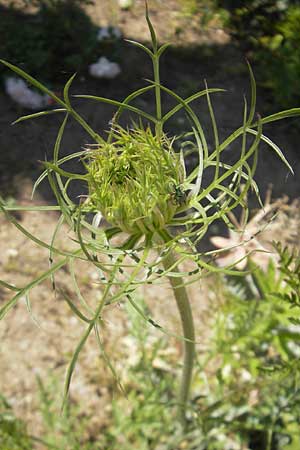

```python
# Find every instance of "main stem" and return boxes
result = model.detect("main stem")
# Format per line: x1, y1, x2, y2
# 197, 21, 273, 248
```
152, 55, 163, 138
162, 248, 196, 427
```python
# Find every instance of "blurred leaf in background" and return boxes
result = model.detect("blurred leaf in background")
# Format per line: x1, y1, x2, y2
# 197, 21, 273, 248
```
0, 395, 33, 450
219, 0, 300, 108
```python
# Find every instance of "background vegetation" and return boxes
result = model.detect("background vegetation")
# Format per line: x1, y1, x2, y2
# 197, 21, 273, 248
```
0, 0, 119, 82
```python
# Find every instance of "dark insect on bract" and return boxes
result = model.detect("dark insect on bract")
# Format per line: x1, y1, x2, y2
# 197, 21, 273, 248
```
171, 183, 187, 206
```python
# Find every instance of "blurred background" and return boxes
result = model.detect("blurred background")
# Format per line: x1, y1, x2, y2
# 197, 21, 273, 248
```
1, 2, 300, 449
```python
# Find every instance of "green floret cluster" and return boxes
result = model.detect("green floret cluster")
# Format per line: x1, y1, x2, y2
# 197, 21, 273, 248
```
85, 126, 184, 235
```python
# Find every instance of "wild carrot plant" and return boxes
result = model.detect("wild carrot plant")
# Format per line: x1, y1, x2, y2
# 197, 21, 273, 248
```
0, 5, 299, 429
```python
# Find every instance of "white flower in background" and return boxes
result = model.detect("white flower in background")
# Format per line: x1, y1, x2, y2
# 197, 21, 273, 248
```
97, 26, 122, 41
222, 363, 232, 378
119, 0, 134, 10
5, 77, 51, 110
111, 27, 122, 39
88, 57, 121, 79
240, 369, 252, 382
210, 192, 286, 270
97, 27, 110, 41
210, 226, 270, 270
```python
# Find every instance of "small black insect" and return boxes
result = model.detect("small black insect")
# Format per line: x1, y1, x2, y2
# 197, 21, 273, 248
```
170, 183, 188, 206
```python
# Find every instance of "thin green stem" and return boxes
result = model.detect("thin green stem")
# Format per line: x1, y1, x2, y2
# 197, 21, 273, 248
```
161, 241, 196, 427
152, 55, 163, 136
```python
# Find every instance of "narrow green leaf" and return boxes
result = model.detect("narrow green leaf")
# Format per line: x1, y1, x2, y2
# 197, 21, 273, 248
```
49, 213, 65, 290
63, 73, 77, 108
163, 88, 225, 123
94, 323, 126, 394
1, 59, 103, 144
260, 108, 300, 125
75, 209, 112, 273
25, 293, 42, 329
0, 200, 82, 259
69, 259, 94, 314
13, 109, 67, 124
0, 279, 20, 292
1, 205, 60, 212
247, 128, 294, 174
190, 127, 203, 197
103, 246, 151, 306
43, 161, 87, 180
145, 1, 158, 51
0, 258, 68, 319
59, 289, 91, 323
62, 322, 93, 411
0, 59, 64, 106
157, 42, 171, 58
32, 150, 87, 198
246, 60, 256, 126
108, 85, 155, 142
149, 80, 208, 159
54, 114, 69, 164
124, 39, 154, 58
46, 171, 75, 229
127, 296, 199, 343
74, 94, 158, 124
205, 80, 220, 181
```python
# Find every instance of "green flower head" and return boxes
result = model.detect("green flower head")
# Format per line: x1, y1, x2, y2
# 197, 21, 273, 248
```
85, 125, 184, 235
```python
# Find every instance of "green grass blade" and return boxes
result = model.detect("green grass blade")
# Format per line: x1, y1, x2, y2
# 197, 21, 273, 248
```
50, 114, 78, 214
